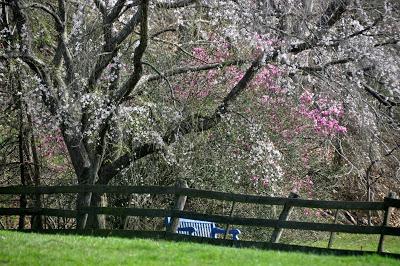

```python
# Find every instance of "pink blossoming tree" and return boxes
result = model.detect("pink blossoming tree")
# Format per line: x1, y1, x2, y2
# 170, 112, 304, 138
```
1, 0, 399, 229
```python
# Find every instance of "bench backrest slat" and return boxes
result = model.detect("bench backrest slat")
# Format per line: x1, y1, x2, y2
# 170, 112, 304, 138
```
167, 217, 215, 237
166, 217, 240, 240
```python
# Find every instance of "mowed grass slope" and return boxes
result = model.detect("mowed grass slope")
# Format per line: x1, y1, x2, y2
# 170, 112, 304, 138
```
0, 231, 398, 266
300, 233, 400, 254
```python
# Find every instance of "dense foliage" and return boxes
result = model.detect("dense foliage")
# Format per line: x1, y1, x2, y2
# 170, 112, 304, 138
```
0, 0, 399, 230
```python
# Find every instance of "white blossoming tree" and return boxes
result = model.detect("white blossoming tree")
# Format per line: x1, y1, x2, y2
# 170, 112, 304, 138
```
1, 0, 399, 229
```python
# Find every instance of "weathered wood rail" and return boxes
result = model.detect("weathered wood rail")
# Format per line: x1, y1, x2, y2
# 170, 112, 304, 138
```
0, 184, 399, 257
1, 185, 398, 209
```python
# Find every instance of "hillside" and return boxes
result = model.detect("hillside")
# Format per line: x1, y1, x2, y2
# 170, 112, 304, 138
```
0, 231, 398, 266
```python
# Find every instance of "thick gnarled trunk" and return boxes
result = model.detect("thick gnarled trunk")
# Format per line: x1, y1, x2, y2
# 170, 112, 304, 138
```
75, 169, 99, 229
86, 193, 107, 229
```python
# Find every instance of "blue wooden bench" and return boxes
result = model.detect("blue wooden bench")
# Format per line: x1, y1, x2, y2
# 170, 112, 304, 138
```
165, 217, 241, 240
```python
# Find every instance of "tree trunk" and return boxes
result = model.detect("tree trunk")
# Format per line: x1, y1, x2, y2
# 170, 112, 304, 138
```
18, 94, 27, 230
76, 168, 101, 229
28, 114, 42, 230
86, 192, 107, 229
63, 139, 97, 230
76, 188, 92, 229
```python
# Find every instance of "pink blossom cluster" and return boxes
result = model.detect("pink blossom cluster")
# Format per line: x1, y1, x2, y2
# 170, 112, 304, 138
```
37, 132, 69, 173
299, 91, 347, 136
225, 66, 244, 87
192, 47, 210, 63
175, 35, 281, 100
174, 42, 229, 100
38, 133, 67, 157
252, 34, 276, 57
252, 65, 281, 90
292, 175, 314, 198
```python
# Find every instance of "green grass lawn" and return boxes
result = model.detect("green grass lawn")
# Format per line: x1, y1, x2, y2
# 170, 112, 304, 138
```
298, 233, 400, 254
0, 231, 398, 266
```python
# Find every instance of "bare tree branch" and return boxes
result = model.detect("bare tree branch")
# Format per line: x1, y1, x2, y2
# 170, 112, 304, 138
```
146, 60, 247, 82
98, 0, 353, 183
27, 3, 63, 28
299, 58, 354, 72
107, 0, 127, 22
87, 9, 141, 90
93, 0, 107, 15
155, 0, 198, 8
111, 9, 142, 45
290, 0, 350, 54
98, 53, 274, 184
363, 83, 400, 107
113, 0, 149, 103
374, 39, 399, 47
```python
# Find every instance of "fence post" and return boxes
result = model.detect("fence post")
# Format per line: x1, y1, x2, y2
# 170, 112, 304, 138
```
377, 191, 397, 253
270, 192, 299, 243
223, 201, 236, 239
167, 179, 188, 233
327, 209, 339, 248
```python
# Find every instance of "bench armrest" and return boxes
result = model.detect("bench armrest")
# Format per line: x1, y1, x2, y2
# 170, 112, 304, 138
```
211, 227, 241, 240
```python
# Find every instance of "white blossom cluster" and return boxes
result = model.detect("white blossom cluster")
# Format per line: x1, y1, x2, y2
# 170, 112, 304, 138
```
79, 93, 115, 139
4, 0, 399, 197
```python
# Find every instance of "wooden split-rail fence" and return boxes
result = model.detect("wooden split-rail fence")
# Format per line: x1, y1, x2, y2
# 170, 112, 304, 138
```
0, 181, 399, 258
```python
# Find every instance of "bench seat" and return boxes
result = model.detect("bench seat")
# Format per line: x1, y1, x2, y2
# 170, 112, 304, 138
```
165, 217, 241, 240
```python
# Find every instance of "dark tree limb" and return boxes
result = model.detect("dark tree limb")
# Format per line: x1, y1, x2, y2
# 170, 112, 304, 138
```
317, 0, 350, 30
363, 83, 400, 107
98, 0, 352, 184
298, 58, 354, 72
87, 9, 141, 90
93, 0, 107, 16
111, 9, 142, 47
289, 0, 350, 54
374, 39, 399, 47
146, 60, 247, 82
107, 0, 128, 22
113, 0, 149, 103
94, 0, 150, 185
98, 52, 275, 184
156, 0, 198, 9
27, 3, 63, 28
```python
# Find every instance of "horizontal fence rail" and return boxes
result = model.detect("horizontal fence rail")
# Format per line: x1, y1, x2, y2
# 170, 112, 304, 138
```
0, 185, 396, 209
1, 207, 400, 236
0, 185, 176, 196
0, 184, 399, 256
